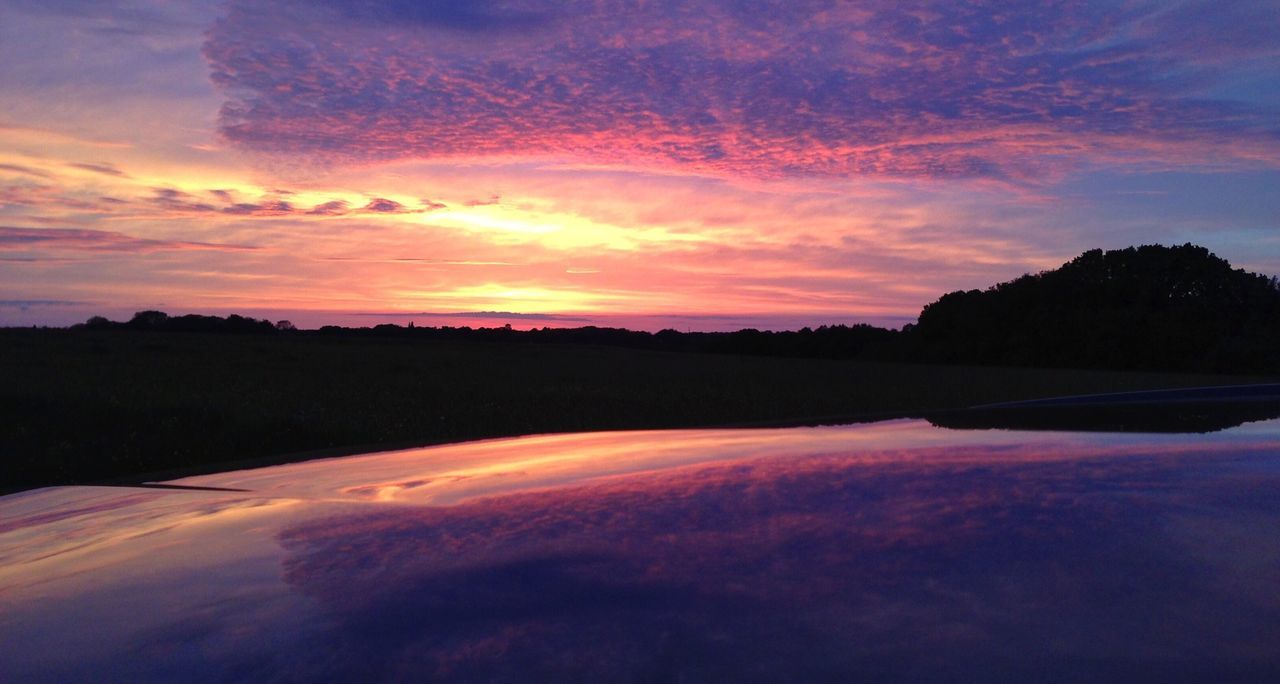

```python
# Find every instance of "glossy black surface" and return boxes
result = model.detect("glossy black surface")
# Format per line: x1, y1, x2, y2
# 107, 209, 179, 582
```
3, 417, 1279, 681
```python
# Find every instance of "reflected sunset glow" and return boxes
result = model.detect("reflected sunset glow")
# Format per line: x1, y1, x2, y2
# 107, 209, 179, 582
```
2, 419, 1280, 679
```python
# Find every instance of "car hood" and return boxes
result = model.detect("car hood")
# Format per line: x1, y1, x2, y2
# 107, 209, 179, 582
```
3, 412, 1280, 681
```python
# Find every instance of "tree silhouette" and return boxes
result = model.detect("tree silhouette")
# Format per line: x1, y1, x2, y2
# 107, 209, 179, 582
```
912, 244, 1280, 372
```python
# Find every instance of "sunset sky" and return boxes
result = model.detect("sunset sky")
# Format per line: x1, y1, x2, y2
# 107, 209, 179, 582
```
2, 0, 1278, 330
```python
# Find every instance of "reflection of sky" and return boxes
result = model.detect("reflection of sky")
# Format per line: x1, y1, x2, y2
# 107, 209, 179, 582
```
1, 1, 1278, 327
2, 419, 1280, 680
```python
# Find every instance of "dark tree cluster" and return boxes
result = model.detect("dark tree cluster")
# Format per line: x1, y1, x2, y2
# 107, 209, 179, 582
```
315, 321, 903, 360
81, 310, 280, 335
911, 244, 1280, 372
74, 311, 902, 360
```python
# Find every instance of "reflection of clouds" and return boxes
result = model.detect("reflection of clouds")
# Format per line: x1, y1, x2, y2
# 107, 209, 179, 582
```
3, 425, 1279, 679
278, 445, 1280, 679
0, 488, 299, 593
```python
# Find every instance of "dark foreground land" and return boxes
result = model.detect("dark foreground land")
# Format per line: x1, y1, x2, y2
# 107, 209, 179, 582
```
4, 327, 1277, 492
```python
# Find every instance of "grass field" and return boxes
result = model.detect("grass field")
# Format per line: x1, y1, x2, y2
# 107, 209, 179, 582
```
4, 328, 1275, 491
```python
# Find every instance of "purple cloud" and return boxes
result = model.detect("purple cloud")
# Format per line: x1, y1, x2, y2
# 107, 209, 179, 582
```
150, 187, 217, 212
362, 197, 408, 213
0, 299, 85, 310
308, 199, 350, 215
0, 163, 52, 179
0, 226, 256, 253
67, 161, 128, 177
148, 188, 315, 216
224, 199, 293, 215
203, 0, 1280, 181
141, 188, 434, 218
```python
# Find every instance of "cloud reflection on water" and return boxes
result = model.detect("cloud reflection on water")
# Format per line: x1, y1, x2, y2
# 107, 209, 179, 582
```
277, 440, 1280, 681
3, 421, 1279, 680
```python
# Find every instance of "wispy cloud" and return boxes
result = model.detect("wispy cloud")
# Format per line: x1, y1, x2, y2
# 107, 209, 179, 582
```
0, 226, 256, 253
0, 299, 86, 309
0, 163, 52, 179
67, 161, 129, 177
0, 122, 132, 149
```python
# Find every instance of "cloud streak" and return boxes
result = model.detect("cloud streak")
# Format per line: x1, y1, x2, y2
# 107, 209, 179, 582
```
0, 299, 85, 309
0, 163, 52, 179
67, 161, 129, 177
0, 226, 256, 253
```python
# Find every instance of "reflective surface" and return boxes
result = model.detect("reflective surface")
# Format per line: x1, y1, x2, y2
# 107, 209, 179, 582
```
3, 419, 1280, 681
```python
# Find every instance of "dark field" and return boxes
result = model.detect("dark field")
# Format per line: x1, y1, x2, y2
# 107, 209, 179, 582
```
4, 328, 1276, 491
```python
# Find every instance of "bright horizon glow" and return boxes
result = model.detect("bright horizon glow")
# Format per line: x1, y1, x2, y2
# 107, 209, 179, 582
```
2, 1, 1278, 330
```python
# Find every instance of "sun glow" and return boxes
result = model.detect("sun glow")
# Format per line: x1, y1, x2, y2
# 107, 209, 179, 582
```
426, 204, 707, 252
395, 283, 638, 312
3, 0, 1277, 329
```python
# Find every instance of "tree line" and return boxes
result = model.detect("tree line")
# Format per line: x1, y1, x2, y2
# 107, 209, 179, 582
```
73, 243, 1280, 373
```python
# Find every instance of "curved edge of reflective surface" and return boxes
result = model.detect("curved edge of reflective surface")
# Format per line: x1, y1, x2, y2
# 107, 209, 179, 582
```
3, 414, 1279, 681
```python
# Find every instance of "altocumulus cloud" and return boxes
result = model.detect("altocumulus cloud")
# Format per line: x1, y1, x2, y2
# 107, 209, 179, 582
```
362, 197, 409, 213
204, 0, 1280, 182
143, 188, 430, 217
